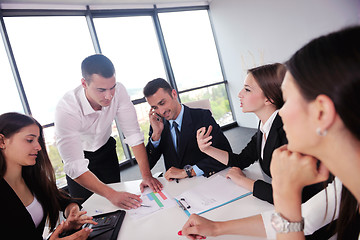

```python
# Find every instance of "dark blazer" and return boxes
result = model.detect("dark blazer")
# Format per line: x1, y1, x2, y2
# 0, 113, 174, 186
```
227, 114, 324, 204
146, 105, 232, 177
0, 178, 76, 239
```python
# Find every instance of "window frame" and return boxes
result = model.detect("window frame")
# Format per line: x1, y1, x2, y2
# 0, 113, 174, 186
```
0, 5, 236, 182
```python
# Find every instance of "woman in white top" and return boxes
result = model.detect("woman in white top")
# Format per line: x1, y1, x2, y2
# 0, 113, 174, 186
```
0, 112, 96, 240
270, 26, 360, 239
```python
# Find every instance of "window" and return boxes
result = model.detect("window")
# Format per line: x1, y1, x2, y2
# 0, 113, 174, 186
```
159, 10, 224, 91
158, 10, 233, 126
4, 16, 94, 125
0, 39, 23, 114
93, 16, 167, 100
180, 84, 233, 126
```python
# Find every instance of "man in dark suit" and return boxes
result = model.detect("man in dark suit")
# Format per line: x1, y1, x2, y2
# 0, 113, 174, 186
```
143, 78, 232, 181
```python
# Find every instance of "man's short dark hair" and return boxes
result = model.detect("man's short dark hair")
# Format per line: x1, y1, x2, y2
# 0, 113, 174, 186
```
143, 78, 173, 97
81, 54, 115, 83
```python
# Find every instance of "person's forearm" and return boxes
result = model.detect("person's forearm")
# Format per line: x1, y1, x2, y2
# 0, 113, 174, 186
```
131, 143, 152, 178
234, 176, 255, 192
203, 146, 229, 165
273, 182, 304, 240
215, 215, 266, 237
75, 171, 117, 199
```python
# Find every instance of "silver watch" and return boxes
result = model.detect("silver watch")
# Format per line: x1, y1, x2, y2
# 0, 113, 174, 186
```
184, 165, 193, 178
271, 212, 304, 233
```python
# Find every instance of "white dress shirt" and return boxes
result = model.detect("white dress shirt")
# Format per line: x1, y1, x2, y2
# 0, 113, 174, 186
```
259, 110, 279, 160
261, 177, 342, 239
55, 82, 144, 179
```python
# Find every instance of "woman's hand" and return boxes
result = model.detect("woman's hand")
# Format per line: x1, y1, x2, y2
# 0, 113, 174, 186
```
49, 221, 92, 240
270, 145, 329, 195
196, 126, 213, 153
181, 214, 217, 239
63, 205, 97, 232
226, 167, 254, 191
226, 167, 246, 179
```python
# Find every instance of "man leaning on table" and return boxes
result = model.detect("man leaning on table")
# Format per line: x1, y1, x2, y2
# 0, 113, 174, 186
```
143, 78, 232, 181
54, 54, 162, 209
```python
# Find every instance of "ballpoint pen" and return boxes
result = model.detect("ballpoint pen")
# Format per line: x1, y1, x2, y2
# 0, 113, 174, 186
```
141, 204, 151, 207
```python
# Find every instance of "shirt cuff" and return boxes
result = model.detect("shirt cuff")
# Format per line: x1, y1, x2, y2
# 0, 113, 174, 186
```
150, 136, 161, 148
64, 158, 90, 179
123, 132, 144, 147
193, 165, 204, 176
261, 210, 276, 239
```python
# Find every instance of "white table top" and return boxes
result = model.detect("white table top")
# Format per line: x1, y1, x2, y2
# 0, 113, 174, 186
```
82, 163, 274, 239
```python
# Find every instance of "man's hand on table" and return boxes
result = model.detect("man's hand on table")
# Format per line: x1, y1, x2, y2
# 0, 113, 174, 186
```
106, 190, 142, 210
140, 175, 163, 193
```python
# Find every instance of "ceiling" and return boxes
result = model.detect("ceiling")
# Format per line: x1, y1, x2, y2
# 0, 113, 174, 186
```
0, 0, 210, 6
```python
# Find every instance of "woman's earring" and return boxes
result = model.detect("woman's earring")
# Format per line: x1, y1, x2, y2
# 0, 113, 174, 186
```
316, 127, 327, 136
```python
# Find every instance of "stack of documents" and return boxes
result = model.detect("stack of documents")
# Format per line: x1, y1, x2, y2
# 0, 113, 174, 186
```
175, 175, 251, 216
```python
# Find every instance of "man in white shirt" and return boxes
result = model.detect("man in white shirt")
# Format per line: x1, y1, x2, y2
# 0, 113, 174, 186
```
55, 54, 162, 209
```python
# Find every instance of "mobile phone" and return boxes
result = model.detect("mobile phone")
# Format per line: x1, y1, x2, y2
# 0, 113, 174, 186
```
155, 113, 162, 121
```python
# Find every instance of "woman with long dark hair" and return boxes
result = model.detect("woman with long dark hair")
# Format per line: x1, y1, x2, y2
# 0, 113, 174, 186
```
270, 26, 360, 239
0, 112, 96, 239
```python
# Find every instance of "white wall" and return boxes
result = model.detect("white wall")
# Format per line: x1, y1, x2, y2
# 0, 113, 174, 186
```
209, 0, 360, 128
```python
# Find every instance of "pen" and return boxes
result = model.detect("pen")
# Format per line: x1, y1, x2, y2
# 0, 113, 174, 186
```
141, 204, 151, 207
178, 230, 206, 239
170, 178, 179, 183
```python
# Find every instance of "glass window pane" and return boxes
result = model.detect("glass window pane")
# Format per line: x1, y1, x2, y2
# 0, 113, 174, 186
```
134, 102, 151, 146
4, 16, 94, 126
111, 121, 127, 163
159, 10, 224, 91
43, 126, 67, 187
180, 84, 233, 126
93, 16, 167, 100
0, 40, 23, 114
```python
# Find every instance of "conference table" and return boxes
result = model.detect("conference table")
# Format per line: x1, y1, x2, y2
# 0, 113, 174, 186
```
82, 163, 274, 239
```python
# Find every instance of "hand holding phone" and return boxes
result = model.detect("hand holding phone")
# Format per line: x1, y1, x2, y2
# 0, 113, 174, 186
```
149, 109, 164, 140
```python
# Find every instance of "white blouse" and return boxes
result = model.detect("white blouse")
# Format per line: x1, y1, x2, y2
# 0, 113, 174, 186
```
261, 177, 342, 239
26, 196, 44, 228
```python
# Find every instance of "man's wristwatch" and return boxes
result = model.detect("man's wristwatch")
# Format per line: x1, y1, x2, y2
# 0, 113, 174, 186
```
271, 212, 304, 233
184, 165, 193, 178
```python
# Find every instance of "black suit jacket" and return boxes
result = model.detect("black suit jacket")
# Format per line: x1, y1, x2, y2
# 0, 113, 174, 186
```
146, 105, 232, 177
0, 178, 77, 239
228, 114, 324, 204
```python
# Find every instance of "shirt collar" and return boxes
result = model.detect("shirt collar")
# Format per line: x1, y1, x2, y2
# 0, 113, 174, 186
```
78, 87, 97, 115
169, 104, 184, 130
260, 110, 279, 135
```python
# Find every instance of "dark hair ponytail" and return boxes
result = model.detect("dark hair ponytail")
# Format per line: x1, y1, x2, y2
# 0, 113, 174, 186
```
248, 63, 286, 109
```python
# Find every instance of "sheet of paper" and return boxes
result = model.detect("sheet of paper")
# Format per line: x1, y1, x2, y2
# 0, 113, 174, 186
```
175, 175, 251, 215
127, 188, 176, 219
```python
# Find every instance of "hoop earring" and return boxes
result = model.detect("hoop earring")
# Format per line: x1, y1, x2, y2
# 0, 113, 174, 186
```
316, 128, 327, 136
